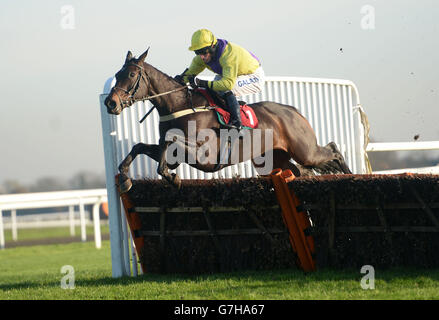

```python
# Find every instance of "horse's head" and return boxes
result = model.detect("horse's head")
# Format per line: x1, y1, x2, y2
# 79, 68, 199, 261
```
104, 48, 150, 115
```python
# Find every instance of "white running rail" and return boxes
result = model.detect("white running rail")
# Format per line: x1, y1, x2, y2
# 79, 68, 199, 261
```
367, 141, 439, 174
0, 189, 107, 250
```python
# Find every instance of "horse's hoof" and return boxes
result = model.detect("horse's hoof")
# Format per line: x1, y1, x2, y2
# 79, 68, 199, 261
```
172, 174, 182, 189
118, 174, 132, 194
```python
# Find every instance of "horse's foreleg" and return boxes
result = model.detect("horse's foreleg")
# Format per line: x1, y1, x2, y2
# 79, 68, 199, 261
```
118, 143, 163, 193
157, 141, 182, 189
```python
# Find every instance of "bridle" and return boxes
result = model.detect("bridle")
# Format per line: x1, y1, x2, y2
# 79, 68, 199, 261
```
113, 63, 189, 112
112, 62, 151, 108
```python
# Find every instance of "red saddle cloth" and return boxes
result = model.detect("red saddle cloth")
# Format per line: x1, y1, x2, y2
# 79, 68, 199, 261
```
196, 88, 259, 129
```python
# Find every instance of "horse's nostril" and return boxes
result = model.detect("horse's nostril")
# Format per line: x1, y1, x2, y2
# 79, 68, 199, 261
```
108, 100, 117, 109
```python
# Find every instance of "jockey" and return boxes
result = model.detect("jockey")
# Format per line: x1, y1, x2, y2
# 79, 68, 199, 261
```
176, 29, 265, 130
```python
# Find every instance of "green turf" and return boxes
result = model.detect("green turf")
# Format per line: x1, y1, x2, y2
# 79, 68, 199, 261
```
0, 240, 438, 300
3, 224, 109, 242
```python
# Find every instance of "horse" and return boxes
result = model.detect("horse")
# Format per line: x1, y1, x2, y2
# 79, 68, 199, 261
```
104, 48, 351, 193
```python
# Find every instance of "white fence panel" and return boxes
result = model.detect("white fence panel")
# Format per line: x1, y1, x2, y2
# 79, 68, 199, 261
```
245, 78, 364, 174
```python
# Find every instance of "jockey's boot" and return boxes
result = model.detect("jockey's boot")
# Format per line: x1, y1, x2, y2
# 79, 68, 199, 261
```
223, 91, 242, 131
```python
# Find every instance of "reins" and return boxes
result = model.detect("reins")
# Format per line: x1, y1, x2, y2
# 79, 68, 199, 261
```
137, 86, 192, 123
112, 62, 194, 123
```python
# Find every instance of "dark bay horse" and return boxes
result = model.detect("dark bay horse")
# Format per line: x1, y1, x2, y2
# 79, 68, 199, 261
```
104, 48, 351, 192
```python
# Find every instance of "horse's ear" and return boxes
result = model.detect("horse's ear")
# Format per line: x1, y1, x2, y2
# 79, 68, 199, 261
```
125, 51, 133, 63
138, 47, 150, 62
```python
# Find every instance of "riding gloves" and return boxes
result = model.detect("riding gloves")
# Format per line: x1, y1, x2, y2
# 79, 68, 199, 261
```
195, 78, 209, 89
173, 74, 185, 85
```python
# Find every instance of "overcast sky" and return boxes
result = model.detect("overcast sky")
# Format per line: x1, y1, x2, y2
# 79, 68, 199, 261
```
0, 0, 438, 184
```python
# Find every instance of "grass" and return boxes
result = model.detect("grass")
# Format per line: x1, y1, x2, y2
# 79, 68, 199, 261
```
1, 240, 439, 300
3, 224, 110, 243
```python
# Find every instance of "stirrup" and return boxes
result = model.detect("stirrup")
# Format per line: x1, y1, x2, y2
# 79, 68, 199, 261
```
222, 123, 242, 131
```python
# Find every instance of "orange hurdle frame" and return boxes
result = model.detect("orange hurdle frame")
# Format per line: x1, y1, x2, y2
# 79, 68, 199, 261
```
270, 169, 316, 272
116, 174, 146, 274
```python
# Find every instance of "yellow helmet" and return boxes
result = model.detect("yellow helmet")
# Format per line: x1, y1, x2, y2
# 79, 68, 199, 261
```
188, 29, 217, 51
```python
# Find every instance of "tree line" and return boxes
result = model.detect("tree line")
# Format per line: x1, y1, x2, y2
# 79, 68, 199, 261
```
0, 149, 438, 194
0, 171, 106, 194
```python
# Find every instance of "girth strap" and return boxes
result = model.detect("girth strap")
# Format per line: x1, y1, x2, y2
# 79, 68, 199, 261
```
159, 106, 213, 122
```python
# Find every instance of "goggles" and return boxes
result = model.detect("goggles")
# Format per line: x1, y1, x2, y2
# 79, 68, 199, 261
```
194, 46, 211, 56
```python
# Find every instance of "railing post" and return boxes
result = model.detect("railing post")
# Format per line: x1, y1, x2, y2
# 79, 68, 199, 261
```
93, 200, 102, 249
69, 205, 75, 236
11, 209, 17, 242
79, 198, 86, 242
0, 210, 4, 250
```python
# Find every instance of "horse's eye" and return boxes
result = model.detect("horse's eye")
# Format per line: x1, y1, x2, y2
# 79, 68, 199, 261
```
130, 72, 136, 77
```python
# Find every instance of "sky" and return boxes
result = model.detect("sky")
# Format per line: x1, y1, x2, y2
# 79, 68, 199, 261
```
0, 0, 438, 185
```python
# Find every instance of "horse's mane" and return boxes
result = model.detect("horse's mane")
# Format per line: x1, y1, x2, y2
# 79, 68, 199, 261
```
137, 59, 184, 88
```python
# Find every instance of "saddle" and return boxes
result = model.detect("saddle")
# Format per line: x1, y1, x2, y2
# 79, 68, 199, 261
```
196, 88, 259, 129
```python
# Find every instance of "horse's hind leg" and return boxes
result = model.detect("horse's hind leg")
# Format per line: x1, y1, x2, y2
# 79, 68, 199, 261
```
292, 139, 351, 175
295, 164, 316, 177
311, 142, 352, 174
326, 142, 352, 174
252, 149, 312, 177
